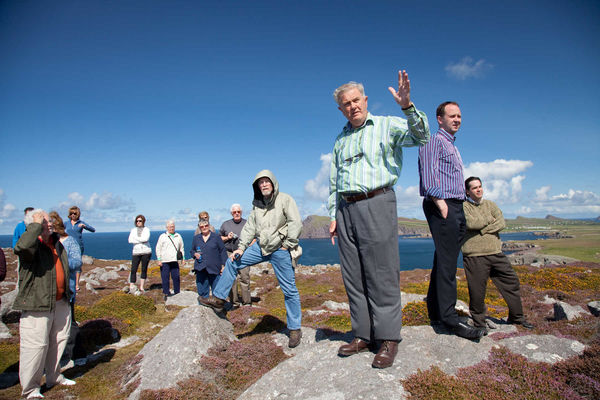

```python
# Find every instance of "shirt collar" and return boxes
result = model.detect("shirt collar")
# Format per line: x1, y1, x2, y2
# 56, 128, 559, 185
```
437, 128, 456, 143
343, 112, 374, 132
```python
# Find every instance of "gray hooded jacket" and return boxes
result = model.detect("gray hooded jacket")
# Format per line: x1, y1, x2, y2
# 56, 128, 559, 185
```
238, 170, 302, 256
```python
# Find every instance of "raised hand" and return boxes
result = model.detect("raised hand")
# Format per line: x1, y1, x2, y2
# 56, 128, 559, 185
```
387, 69, 412, 108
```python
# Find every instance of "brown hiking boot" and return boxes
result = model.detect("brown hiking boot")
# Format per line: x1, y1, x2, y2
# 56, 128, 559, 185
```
288, 329, 302, 348
198, 295, 226, 312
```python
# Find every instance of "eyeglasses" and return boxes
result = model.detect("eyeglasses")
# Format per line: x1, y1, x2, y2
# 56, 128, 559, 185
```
69, 212, 77, 216
232, 211, 241, 214
136, 220, 143, 223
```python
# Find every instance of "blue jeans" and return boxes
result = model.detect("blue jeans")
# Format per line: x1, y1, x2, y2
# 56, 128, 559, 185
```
213, 242, 301, 330
195, 269, 221, 298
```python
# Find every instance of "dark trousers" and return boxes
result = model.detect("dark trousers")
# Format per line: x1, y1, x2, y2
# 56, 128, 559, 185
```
130, 253, 151, 283
423, 198, 465, 327
336, 189, 402, 342
160, 262, 180, 295
463, 253, 524, 327
195, 269, 221, 298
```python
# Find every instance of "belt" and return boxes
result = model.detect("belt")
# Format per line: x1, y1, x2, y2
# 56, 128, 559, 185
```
341, 187, 393, 203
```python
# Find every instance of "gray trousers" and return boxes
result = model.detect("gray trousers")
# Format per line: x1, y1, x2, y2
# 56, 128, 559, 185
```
463, 253, 525, 327
336, 189, 402, 341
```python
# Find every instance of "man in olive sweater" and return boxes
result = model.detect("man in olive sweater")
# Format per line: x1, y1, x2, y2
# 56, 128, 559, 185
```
462, 177, 533, 332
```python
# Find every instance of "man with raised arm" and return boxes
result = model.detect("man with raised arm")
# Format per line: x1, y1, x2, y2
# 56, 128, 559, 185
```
418, 101, 484, 340
328, 70, 430, 369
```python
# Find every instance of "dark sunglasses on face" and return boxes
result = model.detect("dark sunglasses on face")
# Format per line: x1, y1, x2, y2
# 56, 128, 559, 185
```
136, 220, 143, 223
232, 211, 241, 214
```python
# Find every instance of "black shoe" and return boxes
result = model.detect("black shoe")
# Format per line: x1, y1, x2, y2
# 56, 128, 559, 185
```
450, 322, 485, 340
509, 319, 535, 330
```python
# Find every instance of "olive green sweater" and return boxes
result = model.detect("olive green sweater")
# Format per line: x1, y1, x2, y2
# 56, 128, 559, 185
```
461, 199, 506, 257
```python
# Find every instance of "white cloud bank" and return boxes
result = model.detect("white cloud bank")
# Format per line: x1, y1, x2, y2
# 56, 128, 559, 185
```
445, 57, 493, 80
464, 159, 533, 204
304, 153, 332, 202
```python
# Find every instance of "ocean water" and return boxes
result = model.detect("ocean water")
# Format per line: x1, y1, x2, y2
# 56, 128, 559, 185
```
1, 230, 542, 271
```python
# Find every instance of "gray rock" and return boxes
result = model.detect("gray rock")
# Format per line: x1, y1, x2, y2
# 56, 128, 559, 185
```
323, 300, 349, 311
81, 255, 94, 265
499, 334, 586, 363
0, 321, 11, 339
0, 289, 17, 318
98, 270, 120, 281
166, 291, 199, 307
587, 301, 600, 317
126, 306, 236, 400
553, 301, 589, 321
241, 325, 585, 400
401, 292, 426, 307
85, 282, 98, 294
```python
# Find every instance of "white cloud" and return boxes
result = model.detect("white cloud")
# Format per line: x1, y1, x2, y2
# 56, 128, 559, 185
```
395, 185, 422, 217
0, 188, 18, 226
535, 185, 551, 201
445, 57, 493, 80
504, 186, 600, 218
463, 159, 533, 204
304, 153, 332, 201
59, 191, 134, 212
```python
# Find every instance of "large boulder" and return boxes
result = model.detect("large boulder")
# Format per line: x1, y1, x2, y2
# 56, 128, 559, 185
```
553, 301, 589, 321
125, 306, 236, 400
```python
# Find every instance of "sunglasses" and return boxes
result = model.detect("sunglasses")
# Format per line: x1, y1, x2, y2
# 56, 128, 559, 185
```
232, 211, 241, 214
69, 212, 78, 216
136, 220, 143, 223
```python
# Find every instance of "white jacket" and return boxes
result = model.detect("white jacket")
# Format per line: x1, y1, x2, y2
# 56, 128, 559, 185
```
128, 227, 152, 255
156, 232, 184, 262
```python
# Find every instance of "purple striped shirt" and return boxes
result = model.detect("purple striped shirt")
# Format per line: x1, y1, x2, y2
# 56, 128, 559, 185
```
418, 128, 465, 200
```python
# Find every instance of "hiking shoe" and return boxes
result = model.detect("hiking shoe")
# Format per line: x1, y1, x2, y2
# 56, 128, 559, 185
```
198, 295, 226, 312
288, 329, 302, 348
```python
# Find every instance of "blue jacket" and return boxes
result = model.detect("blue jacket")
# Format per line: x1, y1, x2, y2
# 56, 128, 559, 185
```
62, 236, 82, 302
65, 219, 95, 252
190, 232, 227, 275
12, 221, 26, 248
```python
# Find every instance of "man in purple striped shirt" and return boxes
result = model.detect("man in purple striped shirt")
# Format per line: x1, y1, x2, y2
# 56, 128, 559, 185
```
418, 101, 485, 340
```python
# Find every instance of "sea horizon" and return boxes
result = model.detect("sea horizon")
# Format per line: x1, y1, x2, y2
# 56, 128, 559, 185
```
1, 231, 543, 271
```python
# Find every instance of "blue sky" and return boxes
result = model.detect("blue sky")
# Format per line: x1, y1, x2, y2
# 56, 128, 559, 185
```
1, 0, 599, 234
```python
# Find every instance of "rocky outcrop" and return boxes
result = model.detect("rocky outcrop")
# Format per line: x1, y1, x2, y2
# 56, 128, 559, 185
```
241, 326, 586, 400
125, 304, 237, 400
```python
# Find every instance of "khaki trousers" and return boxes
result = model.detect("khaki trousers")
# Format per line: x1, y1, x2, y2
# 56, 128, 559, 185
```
227, 251, 251, 305
19, 297, 72, 396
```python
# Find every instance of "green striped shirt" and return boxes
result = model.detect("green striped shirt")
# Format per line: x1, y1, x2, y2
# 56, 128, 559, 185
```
328, 108, 430, 220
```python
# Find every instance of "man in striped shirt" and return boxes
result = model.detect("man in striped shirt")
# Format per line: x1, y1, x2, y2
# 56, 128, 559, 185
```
418, 101, 485, 340
328, 70, 430, 369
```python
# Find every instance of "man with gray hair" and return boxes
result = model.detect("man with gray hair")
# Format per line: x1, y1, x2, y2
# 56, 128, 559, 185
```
328, 70, 430, 368
14, 209, 76, 398
220, 203, 250, 307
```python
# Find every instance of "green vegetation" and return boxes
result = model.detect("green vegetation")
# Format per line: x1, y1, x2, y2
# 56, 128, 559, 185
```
75, 292, 156, 335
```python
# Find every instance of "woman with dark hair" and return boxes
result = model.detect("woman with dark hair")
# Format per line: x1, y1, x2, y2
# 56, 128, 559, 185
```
65, 206, 95, 254
128, 214, 151, 293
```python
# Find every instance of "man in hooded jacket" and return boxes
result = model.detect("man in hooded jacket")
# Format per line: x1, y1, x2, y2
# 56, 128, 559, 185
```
200, 170, 303, 348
